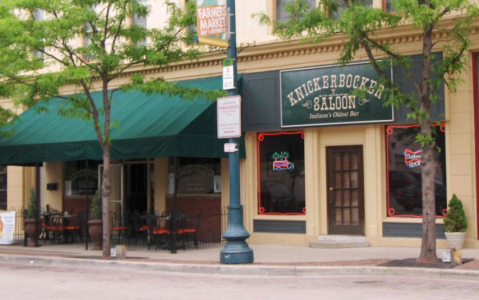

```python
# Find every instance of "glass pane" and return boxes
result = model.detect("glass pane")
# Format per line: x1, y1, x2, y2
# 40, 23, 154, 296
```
351, 171, 358, 188
350, 154, 358, 170
276, 0, 316, 23
258, 132, 305, 215
342, 155, 350, 170
168, 157, 221, 195
386, 125, 447, 217
334, 155, 341, 171
335, 208, 342, 225
342, 172, 350, 188
335, 190, 342, 206
343, 190, 350, 207
335, 172, 342, 188
64, 160, 101, 196
343, 208, 351, 225
352, 190, 359, 206
352, 208, 360, 225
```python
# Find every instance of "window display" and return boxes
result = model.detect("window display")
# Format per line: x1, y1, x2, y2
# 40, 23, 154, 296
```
386, 124, 447, 217
168, 157, 221, 195
64, 160, 100, 196
258, 132, 305, 215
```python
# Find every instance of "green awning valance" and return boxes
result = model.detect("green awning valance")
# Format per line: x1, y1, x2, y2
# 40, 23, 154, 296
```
0, 76, 244, 165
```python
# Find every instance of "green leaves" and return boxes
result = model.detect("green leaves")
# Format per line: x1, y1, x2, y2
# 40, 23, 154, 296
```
444, 194, 468, 232
0, 0, 215, 149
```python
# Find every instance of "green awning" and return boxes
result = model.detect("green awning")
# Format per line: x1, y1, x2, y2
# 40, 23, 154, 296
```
0, 76, 244, 165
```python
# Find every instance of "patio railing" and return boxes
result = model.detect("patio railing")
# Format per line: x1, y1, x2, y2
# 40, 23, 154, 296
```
3, 207, 229, 251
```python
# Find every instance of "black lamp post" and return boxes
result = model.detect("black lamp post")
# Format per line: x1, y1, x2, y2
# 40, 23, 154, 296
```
220, 0, 254, 264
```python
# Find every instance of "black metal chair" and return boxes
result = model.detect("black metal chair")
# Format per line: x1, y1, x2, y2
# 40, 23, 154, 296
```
64, 211, 86, 243
110, 211, 127, 245
148, 211, 169, 251
183, 212, 203, 249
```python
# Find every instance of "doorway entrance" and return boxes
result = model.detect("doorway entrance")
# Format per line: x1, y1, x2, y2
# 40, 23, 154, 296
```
326, 146, 365, 235
124, 163, 148, 213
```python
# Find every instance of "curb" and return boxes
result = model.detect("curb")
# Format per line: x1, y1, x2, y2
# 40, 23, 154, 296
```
1, 254, 479, 281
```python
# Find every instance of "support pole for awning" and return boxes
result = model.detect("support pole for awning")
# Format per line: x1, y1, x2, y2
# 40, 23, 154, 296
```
85, 159, 89, 250
35, 162, 40, 247
171, 156, 178, 254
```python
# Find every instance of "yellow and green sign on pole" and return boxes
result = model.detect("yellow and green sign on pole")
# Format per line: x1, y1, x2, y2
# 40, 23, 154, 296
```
196, 0, 228, 48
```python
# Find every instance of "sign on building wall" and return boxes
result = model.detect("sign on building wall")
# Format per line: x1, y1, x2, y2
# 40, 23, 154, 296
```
0, 211, 15, 245
281, 62, 394, 128
197, 0, 228, 48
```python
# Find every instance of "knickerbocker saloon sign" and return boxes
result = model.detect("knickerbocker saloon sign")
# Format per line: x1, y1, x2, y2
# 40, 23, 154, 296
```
281, 62, 394, 127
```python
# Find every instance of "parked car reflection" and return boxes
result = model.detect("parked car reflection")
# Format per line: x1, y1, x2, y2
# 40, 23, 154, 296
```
391, 175, 447, 215
260, 180, 302, 213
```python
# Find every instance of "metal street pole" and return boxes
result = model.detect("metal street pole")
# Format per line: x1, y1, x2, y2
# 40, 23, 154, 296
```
220, 0, 254, 264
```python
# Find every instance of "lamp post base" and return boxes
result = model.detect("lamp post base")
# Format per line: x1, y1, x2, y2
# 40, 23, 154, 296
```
220, 240, 254, 264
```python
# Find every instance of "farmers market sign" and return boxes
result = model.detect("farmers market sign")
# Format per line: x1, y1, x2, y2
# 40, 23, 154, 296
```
281, 62, 394, 127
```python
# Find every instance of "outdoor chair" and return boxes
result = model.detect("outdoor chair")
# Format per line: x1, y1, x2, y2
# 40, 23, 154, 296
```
110, 211, 127, 244
183, 212, 203, 249
64, 211, 86, 243
44, 213, 64, 244
148, 211, 170, 251
168, 210, 188, 251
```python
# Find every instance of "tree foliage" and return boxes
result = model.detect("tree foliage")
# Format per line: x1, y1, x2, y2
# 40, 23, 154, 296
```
256, 0, 479, 262
0, 0, 224, 257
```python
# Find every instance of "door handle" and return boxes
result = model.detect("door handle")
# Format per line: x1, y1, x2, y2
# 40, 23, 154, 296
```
329, 187, 334, 205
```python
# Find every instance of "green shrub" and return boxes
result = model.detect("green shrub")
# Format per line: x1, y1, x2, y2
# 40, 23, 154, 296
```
26, 188, 38, 219
443, 194, 468, 232
90, 189, 102, 219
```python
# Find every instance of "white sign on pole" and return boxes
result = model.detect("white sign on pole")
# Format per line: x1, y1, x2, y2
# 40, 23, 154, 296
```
217, 95, 241, 139
222, 58, 235, 90
0, 211, 15, 245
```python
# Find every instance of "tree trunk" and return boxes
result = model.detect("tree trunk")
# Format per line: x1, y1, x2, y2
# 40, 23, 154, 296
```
417, 25, 439, 263
101, 143, 112, 258
417, 128, 438, 263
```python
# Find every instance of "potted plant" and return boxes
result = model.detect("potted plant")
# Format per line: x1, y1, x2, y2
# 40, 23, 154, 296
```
24, 188, 39, 247
88, 189, 103, 250
443, 194, 468, 250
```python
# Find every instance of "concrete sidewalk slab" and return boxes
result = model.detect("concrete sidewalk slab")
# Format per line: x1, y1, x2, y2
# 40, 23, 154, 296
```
1, 244, 479, 281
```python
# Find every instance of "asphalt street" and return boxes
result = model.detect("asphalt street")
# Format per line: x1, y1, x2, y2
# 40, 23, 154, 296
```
1, 262, 479, 300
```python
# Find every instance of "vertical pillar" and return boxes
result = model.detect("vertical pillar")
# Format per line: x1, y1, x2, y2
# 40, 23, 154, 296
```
220, 0, 254, 264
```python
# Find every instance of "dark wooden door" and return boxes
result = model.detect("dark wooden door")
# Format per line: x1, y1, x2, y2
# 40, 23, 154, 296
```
327, 146, 365, 235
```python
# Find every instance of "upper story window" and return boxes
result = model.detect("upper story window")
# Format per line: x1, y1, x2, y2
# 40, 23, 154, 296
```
383, 0, 395, 12
84, 5, 97, 61
275, 0, 316, 23
332, 0, 373, 19
32, 9, 44, 62
185, 0, 197, 42
133, 0, 147, 47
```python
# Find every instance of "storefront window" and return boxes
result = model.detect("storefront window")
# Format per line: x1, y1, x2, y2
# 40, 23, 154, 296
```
386, 124, 447, 217
64, 160, 100, 196
168, 157, 221, 195
0, 166, 6, 210
258, 132, 305, 215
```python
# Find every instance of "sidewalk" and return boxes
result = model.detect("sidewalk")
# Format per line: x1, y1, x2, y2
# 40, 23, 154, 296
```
1, 244, 479, 280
